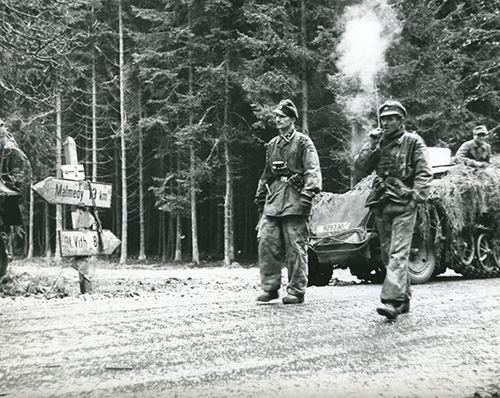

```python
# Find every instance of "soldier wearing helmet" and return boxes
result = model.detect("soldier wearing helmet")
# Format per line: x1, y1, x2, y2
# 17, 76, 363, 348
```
455, 125, 491, 168
354, 99, 432, 320
254, 99, 322, 304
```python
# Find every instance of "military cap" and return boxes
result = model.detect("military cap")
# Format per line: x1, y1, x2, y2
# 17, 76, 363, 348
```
273, 99, 299, 120
473, 125, 488, 136
378, 100, 407, 118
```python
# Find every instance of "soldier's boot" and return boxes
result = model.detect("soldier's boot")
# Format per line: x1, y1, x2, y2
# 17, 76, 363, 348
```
256, 290, 279, 302
376, 302, 399, 320
282, 294, 304, 304
397, 301, 410, 314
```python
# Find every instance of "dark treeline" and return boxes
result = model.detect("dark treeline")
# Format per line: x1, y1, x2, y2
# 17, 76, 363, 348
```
0, 0, 498, 263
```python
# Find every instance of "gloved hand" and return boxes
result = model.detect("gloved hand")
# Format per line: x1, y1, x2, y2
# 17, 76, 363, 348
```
407, 198, 418, 211
299, 193, 313, 213
258, 202, 264, 213
368, 128, 382, 149
255, 200, 264, 219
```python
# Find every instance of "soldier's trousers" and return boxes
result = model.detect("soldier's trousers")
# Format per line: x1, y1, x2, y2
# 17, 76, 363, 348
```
257, 215, 309, 297
373, 202, 417, 304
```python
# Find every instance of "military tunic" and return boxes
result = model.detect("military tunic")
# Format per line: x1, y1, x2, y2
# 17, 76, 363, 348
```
0, 133, 31, 227
455, 139, 491, 167
354, 130, 432, 304
255, 129, 322, 297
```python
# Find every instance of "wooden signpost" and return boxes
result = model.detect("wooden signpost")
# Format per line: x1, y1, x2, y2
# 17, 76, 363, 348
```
32, 177, 112, 208
60, 230, 121, 256
32, 137, 120, 293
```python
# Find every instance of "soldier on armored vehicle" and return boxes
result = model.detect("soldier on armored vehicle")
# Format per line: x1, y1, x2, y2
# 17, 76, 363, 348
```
455, 125, 491, 168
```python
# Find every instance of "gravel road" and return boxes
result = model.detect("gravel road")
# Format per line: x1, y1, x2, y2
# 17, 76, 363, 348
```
1, 262, 499, 398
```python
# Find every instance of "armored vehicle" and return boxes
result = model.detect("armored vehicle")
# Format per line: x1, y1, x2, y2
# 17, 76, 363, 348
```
308, 148, 500, 286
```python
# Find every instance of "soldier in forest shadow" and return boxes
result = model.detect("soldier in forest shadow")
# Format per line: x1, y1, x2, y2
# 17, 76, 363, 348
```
0, 119, 31, 279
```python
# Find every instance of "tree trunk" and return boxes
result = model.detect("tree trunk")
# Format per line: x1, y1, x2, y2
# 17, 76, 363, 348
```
230, 192, 235, 261
54, 90, 62, 259
223, 141, 233, 266
138, 96, 146, 261
113, 144, 120, 237
91, 10, 97, 183
44, 202, 52, 258
162, 215, 168, 263
175, 214, 182, 261
26, 184, 34, 258
190, 145, 199, 265
215, 196, 222, 254
160, 212, 166, 260
166, 154, 174, 260
159, 156, 166, 261
300, 0, 309, 135
188, 5, 199, 265
174, 155, 182, 262
118, 0, 128, 264
223, 56, 234, 266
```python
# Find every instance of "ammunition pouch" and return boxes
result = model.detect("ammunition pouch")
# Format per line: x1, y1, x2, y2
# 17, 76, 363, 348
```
367, 175, 413, 207
272, 161, 288, 176
254, 197, 265, 211
384, 176, 413, 204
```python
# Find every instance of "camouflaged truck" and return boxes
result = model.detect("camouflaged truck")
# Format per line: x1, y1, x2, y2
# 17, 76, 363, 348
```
307, 148, 500, 286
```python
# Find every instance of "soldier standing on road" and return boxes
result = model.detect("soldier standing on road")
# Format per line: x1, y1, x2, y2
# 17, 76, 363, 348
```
254, 99, 322, 304
354, 100, 432, 320
455, 125, 491, 168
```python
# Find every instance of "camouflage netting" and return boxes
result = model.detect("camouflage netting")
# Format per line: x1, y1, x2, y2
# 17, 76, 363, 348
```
310, 178, 373, 238
312, 158, 500, 239
427, 155, 500, 235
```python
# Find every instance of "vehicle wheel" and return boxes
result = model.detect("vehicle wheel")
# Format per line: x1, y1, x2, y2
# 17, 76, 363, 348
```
408, 227, 437, 284
475, 233, 496, 273
307, 249, 333, 287
452, 230, 475, 267
492, 238, 500, 269
0, 238, 9, 281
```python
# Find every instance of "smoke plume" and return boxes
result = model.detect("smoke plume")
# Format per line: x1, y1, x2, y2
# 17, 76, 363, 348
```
335, 0, 402, 125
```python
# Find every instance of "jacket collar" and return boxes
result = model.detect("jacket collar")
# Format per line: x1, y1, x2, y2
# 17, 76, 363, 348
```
472, 140, 487, 149
279, 128, 296, 143
380, 129, 405, 146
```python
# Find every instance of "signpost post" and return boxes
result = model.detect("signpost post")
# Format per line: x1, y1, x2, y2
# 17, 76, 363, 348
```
33, 137, 120, 293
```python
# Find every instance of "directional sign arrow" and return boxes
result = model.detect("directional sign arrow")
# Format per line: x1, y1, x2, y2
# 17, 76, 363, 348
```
33, 177, 112, 208
59, 230, 121, 257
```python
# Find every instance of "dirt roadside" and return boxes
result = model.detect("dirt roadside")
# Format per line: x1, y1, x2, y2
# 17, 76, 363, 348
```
1, 260, 499, 398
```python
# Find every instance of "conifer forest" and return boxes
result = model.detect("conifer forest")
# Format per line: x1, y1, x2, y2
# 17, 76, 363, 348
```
0, 0, 498, 264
